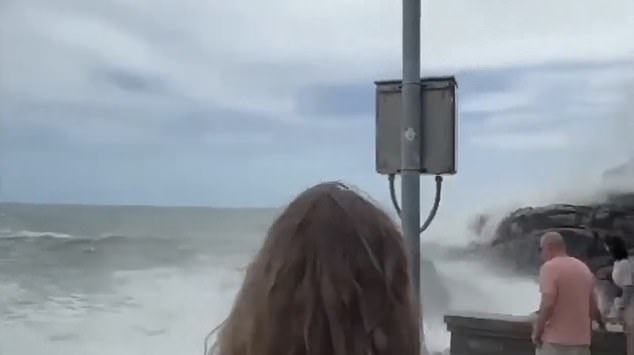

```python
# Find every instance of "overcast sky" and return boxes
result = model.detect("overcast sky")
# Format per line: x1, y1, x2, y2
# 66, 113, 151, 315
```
1, 0, 633, 214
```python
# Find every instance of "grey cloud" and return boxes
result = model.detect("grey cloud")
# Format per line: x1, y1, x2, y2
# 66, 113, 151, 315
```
2, 0, 631, 205
98, 66, 167, 94
458, 59, 633, 96
293, 59, 631, 122
2, 100, 288, 154
294, 83, 373, 117
0, 1, 316, 144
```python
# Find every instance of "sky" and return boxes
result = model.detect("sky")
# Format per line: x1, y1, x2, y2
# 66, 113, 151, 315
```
1, 0, 633, 215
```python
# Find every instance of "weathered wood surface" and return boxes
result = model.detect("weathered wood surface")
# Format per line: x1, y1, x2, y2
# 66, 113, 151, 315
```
444, 312, 625, 355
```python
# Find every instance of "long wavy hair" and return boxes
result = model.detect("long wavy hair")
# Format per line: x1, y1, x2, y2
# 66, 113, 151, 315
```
209, 182, 421, 355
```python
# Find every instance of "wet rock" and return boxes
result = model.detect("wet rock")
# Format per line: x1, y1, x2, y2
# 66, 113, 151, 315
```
475, 194, 634, 275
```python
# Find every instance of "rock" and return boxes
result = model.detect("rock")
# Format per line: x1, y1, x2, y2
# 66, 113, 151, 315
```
475, 194, 634, 275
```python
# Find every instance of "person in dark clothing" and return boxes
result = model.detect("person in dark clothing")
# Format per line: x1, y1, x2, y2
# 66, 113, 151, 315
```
605, 235, 634, 354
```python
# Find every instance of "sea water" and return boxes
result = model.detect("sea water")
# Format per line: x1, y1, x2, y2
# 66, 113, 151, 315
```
0, 203, 540, 355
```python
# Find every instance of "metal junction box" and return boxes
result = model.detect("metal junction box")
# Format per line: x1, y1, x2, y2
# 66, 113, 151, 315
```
375, 76, 457, 175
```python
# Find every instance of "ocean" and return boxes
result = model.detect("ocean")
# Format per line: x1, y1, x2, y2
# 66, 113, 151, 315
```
0, 202, 541, 355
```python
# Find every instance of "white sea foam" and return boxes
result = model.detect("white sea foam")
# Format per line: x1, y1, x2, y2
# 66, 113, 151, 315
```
0, 265, 242, 355
0, 229, 75, 239
0, 252, 542, 355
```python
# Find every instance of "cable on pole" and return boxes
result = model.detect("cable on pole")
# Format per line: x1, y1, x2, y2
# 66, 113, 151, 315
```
387, 174, 443, 234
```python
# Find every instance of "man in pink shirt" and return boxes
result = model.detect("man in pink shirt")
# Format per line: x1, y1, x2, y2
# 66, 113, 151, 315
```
532, 231, 605, 355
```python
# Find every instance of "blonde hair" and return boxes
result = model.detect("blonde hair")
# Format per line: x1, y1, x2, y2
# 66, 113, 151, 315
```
210, 182, 421, 355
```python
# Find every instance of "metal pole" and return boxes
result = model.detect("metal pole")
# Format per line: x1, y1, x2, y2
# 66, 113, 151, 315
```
402, 0, 422, 328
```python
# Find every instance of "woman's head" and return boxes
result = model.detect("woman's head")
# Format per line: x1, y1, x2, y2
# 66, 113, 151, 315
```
212, 182, 420, 355
605, 235, 629, 261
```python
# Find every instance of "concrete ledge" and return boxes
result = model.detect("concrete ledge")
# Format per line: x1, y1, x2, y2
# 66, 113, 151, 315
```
444, 312, 625, 355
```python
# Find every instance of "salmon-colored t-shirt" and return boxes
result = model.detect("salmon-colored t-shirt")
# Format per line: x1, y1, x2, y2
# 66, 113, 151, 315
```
539, 256, 594, 346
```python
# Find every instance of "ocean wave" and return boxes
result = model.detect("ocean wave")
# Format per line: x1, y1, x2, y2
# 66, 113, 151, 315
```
0, 229, 147, 242
0, 230, 140, 251
0, 230, 76, 240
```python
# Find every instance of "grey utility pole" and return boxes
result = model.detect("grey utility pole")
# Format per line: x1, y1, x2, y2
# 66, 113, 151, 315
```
375, 2, 455, 353
401, 0, 422, 307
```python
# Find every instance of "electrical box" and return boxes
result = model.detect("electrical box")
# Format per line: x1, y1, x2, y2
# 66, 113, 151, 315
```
375, 76, 457, 175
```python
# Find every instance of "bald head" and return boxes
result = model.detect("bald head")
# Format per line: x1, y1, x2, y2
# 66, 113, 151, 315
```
540, 231, 567, 260
541, 231, 565, 248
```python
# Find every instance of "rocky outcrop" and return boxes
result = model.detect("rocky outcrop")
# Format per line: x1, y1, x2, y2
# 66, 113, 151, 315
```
475, 195, 634, 275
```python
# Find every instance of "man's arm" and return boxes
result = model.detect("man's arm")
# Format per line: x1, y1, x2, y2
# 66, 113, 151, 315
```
534, 291, 556, 338
590, 288, 605, 329
533, 264, 557, 344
